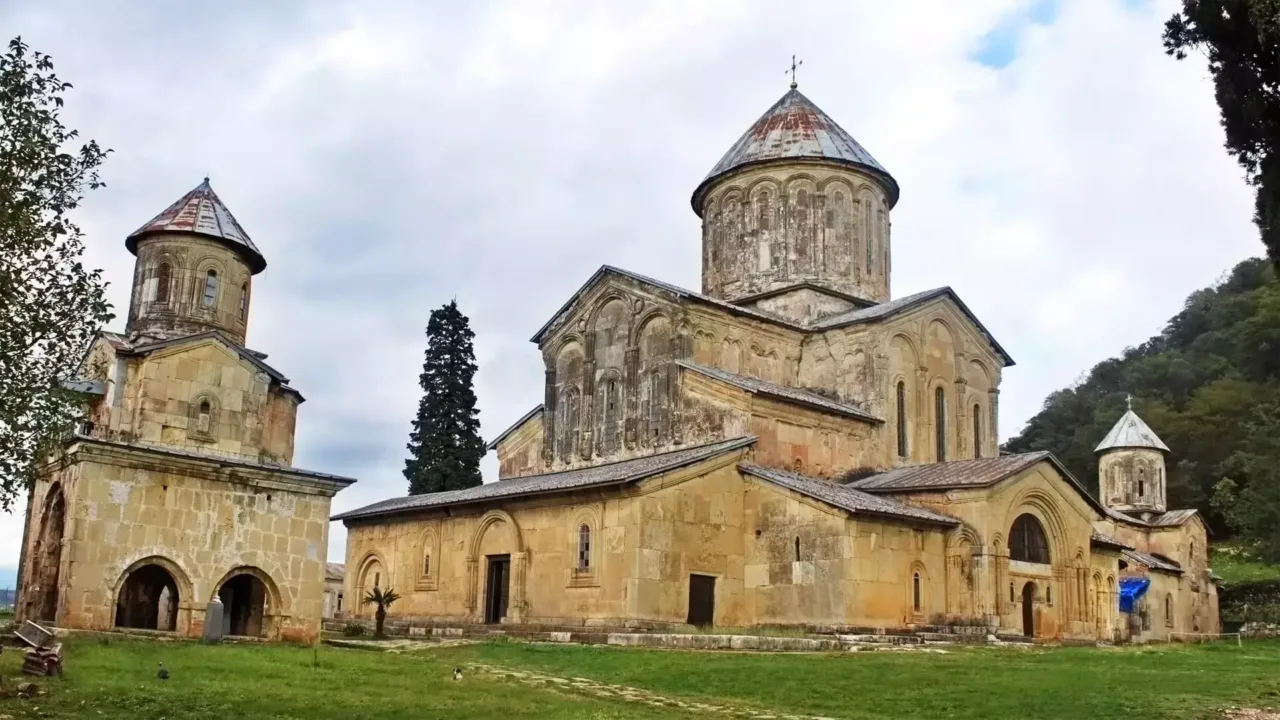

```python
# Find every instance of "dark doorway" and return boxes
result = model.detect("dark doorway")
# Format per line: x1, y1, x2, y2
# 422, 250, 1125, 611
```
115, 564, 179, 631
219, 573, 268, 637
485, 555, 511, 624
687, 574, 716, 627
30, 489, 66, 623
1021, 581, 1037, 637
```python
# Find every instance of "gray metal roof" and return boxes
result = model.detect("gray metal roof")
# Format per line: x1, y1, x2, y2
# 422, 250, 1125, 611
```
1148, 509, 1198, 527
1095, 410, 1169, 453
812, 286, 1014, 366
849, 452, 1051, 492
694, 87, 898, 210
678, 361, 881, 423
126, 178, 266, 274
1090, 531, 1133, 551
73, 434, 356, 487
485, 404, 544, 451
333, 436, 757, 522
325, 563, 345, 581
740, 464, 959, 527
530, 265, 803, 344
1122, 549, 1182, 575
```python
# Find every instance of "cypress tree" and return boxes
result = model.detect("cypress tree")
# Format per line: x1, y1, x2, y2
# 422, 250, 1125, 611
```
404, 300, 484, 494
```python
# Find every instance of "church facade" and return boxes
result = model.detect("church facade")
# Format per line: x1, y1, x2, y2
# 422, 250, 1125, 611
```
336, 85, 1218, 641
15, 181, 355, 644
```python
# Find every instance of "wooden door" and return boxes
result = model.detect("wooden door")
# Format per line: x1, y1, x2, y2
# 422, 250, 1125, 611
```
687, 574, 716, 627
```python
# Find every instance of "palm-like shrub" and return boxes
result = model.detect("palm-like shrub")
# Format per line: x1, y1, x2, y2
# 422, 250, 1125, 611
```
362, 587, 401, 638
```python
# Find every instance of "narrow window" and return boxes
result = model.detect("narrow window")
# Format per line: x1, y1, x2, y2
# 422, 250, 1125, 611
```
239, 282, 249, 320
794, 537, 801, 562
202, 269, 219, 307
863, 197, 873, 271
1139, 479, 1145, 497
337, 593, 342, 612
1046, 585, 1052, 605
934, 387, 947, 462
423, 553, 431, 576
1190, 540, 1195, 561
912, 572, 922, 612
1010, 582, 1015, 603
972, 404, 982, 458
197, 400, 211, 434
896, 381, 908, 458
758, 192, 771, 231
155, 263, 171, 303
578, 524, 591, 570
1165, 594, 1172, 625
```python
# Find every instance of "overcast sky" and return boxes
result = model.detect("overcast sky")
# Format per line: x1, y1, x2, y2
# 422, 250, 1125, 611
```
0, 0, 1262, 577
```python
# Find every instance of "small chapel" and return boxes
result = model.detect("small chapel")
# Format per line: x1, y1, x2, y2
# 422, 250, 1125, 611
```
337, 82, 1218, 641
15, 180, 355, 643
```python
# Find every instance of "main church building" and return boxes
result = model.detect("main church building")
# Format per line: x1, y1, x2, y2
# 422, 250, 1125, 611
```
337, 84, 1219, 642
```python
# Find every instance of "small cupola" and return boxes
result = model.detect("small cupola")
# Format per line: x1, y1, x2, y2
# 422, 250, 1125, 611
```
1096, 399, 1170, 517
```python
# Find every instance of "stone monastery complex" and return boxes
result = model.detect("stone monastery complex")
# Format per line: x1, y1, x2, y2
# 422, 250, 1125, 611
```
336, 83, 1220, 642
15, 81, 1218, 645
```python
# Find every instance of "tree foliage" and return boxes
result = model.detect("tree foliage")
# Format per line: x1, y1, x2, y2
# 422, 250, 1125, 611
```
0, 37, 113, 511
1165, 0, 1280, 266
361, 586, 401, 638
403, 300, 484, 495
1003, 258, 1280, 557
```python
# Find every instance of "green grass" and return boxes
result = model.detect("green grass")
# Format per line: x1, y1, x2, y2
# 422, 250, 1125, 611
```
1211, 543, 1280, 585
2, 635, 1279, 719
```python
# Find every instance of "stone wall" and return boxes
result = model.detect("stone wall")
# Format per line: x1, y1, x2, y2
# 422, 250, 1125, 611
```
697, 162, 892, 305
16, 440, 340, 643
126, 233, 255, 345
1098, 448, 1167, 514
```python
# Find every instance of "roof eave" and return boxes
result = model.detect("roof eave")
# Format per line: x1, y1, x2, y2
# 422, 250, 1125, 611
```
126, 229, 267, 275
690, 156, 900, 216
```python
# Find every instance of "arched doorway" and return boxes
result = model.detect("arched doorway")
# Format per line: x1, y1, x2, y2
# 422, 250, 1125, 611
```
217, 572, 269, 637
30, 488, 66, 622
1021, 581, 1037, 637
354, 556, 385, 618
116, 564, 180, 631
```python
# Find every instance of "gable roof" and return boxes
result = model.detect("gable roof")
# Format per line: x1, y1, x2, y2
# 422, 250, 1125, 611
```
1095, 410, 1169, 453
693, 87, 898, 210
485, 404, 544, 451
678, 361, 881, 423
1122, 549, 1183, 575
740, 464, 959, 527
530, 265, 804, 344
126, 178, 266, 274
1090, 531, 1133, 552
99, 330, 301, 401
849, 451, 1109, 517
1148, 509, 1199, 527
333, 436, 756, 522
812, 286, 1014, 366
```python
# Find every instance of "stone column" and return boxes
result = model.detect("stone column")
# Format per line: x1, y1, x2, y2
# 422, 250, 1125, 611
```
465, 557, 479, 618
510, 552, 529, 623
623, 348, 639, 449
542, 367, 557, 464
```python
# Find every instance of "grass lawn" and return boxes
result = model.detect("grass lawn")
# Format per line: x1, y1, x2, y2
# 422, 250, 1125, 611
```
1, 635, 1279, 719
1212, 544, 1280, 585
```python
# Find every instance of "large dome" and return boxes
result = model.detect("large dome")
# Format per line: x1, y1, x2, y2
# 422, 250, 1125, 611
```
126, 178, 266, 274
692, 86, 898, 213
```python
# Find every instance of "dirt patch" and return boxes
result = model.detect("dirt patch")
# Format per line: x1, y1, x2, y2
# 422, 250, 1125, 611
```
1222, 709, 1280, 719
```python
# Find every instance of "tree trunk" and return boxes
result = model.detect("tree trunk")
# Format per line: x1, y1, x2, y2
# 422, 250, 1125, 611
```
375, 606, 386, 638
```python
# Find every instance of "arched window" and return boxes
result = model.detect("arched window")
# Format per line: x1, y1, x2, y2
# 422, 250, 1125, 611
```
1009, 582, 1015, 603
202, 269, 219, 307
1139, 479, 1145, 497
577, 523, 591, 570
197, 400, 212, 434
155, 263, 171, 303
934, 387, 947, 462
1009, 514, 1050, 564
972, 404, 982, 458
758, 192, 771, 231
1165, 594, 1173, 626
1046, 584, 1052, 605
896, 381, 908, 458
912, 572, 922, 612
862, 197, 874, 272
239, 282, 249, 320
423, 552, 431, 576
374, 572, 380, 589
1190, 540, 1195, 561
794, 537, 801, 562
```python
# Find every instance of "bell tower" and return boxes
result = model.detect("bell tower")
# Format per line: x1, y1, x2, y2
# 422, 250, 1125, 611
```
123, 178, 266, 346
1096, 399, 1169, 518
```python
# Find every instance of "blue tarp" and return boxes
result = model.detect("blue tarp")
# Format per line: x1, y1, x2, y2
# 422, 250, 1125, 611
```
1119, 577, 1150, 613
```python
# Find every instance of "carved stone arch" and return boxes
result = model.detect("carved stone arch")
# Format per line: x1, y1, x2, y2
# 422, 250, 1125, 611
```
210, 565, 285, 613
908, 559, 929, 616
945, 524, 980, 618
210, 564, 287, 639
817, 175, 857, 195
1003, 488, 1070, 563
111, 554, 195, 634
587, 292, 631, 333
568, 505, 602, 585
466, 509, 528, 622
990, 532, 1006, 555
188, 390, 221, 441
966, 358, 994, 390
630, 309, 670, 348
192, 255, 228, 307
746, 175, 783, 199
889, 332, 922, 366
718, 185, 746, 205
552, 332, 586, 361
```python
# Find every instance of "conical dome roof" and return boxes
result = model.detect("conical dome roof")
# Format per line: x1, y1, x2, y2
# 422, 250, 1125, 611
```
126, 178, 266, 274
692, 86, 898, 211
1095, 410, 1169, 453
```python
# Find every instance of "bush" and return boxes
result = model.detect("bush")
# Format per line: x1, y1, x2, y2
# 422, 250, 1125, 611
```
1219, 578, 1280, 623
343, 623, 366, 637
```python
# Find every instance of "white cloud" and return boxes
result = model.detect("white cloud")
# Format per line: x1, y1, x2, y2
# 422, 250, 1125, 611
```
0, 0, 1259, 573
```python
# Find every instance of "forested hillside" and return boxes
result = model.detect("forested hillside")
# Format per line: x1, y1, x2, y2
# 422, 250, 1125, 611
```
1003, 258, 1280, 560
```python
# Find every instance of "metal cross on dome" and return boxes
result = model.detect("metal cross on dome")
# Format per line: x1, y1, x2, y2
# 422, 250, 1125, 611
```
786, 55, 803, 89
1126, 393, 1133, 411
